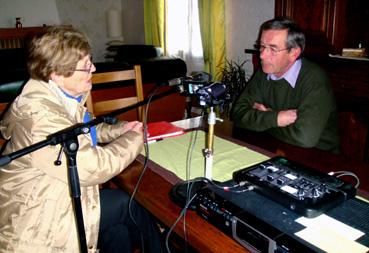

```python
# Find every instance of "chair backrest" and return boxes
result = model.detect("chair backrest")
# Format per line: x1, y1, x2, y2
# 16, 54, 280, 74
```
86, 65, 144, 121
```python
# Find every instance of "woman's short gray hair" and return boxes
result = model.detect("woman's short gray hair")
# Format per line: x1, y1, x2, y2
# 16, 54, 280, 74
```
27, 26, 91, 82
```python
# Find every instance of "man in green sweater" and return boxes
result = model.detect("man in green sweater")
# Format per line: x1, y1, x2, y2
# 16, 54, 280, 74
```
232, 17, 339, 153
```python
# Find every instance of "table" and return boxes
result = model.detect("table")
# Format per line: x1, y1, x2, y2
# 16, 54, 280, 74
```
113, 117, 369, 252
114, 159, 248, 252
113, 117, 274, 252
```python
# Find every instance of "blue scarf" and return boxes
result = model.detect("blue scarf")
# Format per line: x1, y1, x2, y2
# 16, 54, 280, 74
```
61, 91, 97, 146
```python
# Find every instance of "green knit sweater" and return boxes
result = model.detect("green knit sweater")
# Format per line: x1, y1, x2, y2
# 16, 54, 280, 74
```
232, 58, 339, 152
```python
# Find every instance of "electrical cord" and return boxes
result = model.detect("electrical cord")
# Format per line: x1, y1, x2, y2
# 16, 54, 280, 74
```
127, 85, 161, 253
164, 111, 205, 253
328, 170, 360, 188
164, 108, 257, 252
164, 175, 255, 252
210, 180, 255, 193
165, 193, 198, 253
183, 121, 202, 249
185, 177, 255, 193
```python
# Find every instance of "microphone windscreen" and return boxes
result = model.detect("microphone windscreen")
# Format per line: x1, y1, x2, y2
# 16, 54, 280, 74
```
189, 71, 212, 82
168, 78, 182, 86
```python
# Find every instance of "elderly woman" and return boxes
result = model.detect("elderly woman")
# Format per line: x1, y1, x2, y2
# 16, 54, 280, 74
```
0, 26, 162, 252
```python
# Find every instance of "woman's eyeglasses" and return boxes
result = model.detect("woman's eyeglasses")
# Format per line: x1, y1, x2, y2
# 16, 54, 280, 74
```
74, 56, 93, 73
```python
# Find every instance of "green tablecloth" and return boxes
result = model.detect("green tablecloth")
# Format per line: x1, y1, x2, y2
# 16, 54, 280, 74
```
142, 130, 269, 182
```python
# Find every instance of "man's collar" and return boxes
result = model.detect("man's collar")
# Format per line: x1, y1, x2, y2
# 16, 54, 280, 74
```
267, 59, 302, 88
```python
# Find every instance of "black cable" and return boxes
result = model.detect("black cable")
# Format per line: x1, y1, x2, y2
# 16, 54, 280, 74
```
165, 193, 198, 253
183, 122, 202, 250
127, 85, 161, 253
328, 170, 360, 188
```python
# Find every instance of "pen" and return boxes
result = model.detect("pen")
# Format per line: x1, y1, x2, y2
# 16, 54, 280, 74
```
147, 138, 164, 144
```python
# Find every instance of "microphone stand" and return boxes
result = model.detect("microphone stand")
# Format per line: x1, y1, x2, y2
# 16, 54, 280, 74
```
0, 86, 178, 253
203, 106, 222, 180
169, 106, 223, 210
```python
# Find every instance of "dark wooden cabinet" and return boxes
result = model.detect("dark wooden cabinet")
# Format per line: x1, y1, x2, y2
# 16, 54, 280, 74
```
0, 26, 48, 49
275, 0, 369, 56
275, 0, 339, 55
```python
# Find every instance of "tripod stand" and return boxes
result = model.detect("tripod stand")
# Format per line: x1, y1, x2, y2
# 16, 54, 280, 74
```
169, 107, 223, 209
0, 123, 92, 252
204, 106, 223, 179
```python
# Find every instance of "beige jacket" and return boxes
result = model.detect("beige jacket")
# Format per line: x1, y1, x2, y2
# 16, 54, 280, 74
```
0, 79, 143, 252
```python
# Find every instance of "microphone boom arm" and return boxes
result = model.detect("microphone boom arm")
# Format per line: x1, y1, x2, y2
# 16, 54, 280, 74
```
0, 86, 178, 167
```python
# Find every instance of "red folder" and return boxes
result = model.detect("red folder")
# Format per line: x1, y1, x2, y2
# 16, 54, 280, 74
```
147, 121, 185, 141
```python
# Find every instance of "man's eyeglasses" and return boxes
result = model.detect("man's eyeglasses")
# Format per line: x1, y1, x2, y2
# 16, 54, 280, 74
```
256, 44, 290, 55
74, 57, 93, 73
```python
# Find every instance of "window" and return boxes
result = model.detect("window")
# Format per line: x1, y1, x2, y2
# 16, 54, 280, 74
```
166, 0, 204, 74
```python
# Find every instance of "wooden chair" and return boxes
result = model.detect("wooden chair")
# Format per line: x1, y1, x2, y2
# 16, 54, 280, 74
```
86, 65, 145, 121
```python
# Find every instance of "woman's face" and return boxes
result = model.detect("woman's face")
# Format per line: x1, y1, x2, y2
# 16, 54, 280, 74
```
56, 54, 96, 97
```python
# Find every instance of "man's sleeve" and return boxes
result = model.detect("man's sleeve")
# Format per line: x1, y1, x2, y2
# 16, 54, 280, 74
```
232, 70, 279, 131
268, 70, 336, 148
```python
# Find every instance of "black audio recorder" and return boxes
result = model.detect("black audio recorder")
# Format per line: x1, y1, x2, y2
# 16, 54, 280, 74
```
232, 156, 357, 218
195, 184, 369, 253
195, 186, 319, 252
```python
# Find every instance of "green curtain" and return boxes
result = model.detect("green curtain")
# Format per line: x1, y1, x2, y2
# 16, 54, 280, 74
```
143, 0, 165, 50
143, 0, 226, 79
198, 0, 226, 80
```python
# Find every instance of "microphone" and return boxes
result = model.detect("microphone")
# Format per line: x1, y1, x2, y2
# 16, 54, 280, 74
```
168, 77, 182, 86
186, 71, 212, 83
198, 82, 226, 99
167, 71, 213, 95
167, 71, 212, 86
197, 82, 228, 106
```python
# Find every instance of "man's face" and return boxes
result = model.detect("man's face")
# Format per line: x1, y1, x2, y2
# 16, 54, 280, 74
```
259, 29, 299, 78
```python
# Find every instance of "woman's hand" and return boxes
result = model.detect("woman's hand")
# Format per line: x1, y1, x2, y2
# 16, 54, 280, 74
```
122, 121, 143, 134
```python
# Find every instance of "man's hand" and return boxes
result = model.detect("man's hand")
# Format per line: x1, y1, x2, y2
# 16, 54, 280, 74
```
253, 102, 272, 112
277, 110, 297, 127
122, 121, 143, 134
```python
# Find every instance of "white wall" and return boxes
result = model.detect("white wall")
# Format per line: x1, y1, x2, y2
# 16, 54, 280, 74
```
55, 0, 122, 62
0, 0, 122, 62
0, 0, 60, 27
226, 0, 275, 77
122, 0, 145, 44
